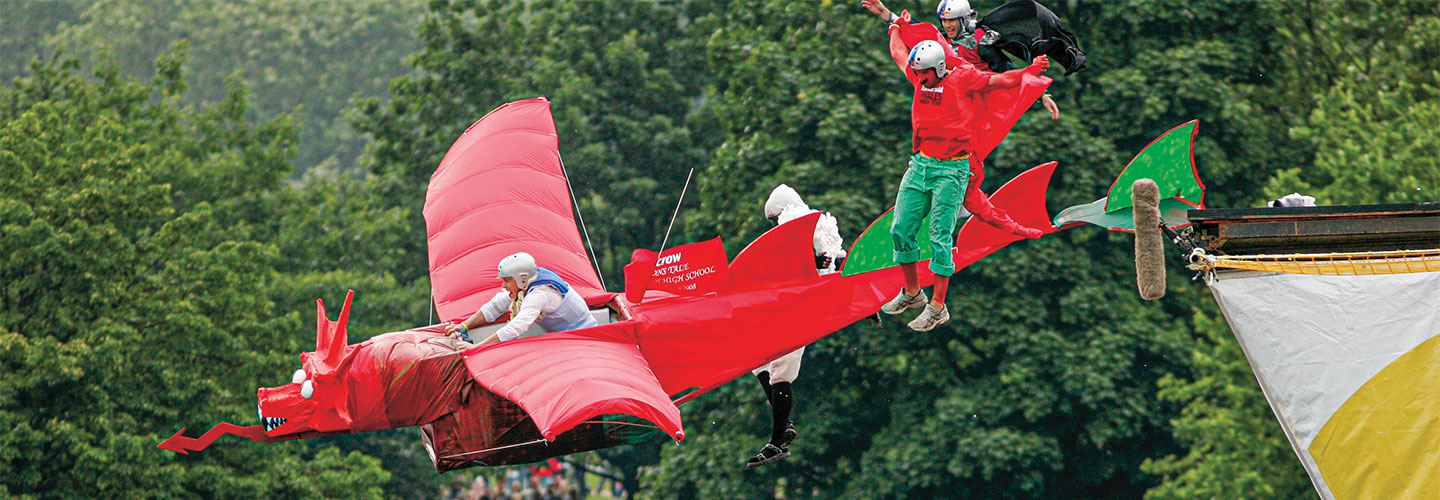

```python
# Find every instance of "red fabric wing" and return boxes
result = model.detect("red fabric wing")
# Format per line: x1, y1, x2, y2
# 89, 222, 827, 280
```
633, 267, 908, 402
952, 162, 1061, 271
425, 97, 607, 323
461, 321, 684, 442
726, 213, 822, 290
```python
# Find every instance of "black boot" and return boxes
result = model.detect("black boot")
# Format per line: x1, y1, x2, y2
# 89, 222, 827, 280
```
769, 382, 794, 449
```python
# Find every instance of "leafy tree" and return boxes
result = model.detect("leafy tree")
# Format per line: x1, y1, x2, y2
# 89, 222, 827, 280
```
0, 46, 388, 499
0, 0, 87, 84
46, 0, 426, 174
1264, 1, 1440, 205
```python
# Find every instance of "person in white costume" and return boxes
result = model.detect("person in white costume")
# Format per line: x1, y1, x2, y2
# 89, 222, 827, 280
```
444, 252, 597, 345
746, 184, 854, 467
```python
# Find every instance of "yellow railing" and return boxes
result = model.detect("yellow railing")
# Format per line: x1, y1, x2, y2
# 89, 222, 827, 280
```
1191, 249, 1440, 276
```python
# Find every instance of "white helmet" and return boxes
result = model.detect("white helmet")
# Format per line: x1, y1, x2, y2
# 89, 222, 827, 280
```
764, 184, 808, 223
935, 0, 973, 20
908, 40, 948, 76
497, 252, 538, 288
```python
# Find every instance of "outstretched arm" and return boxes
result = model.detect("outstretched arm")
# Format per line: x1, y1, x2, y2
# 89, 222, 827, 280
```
444, 290, 510, 337
986, 55, 1049, 88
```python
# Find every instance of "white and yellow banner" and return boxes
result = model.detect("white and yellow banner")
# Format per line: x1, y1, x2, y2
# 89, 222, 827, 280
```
1209, 270, 1440, 500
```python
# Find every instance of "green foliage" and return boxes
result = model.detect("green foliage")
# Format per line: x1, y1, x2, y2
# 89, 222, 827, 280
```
0, 47, 387, 499
1141, 308, 1312, 500
45, 0, 426, 174
686, 0, 905, 250
1265, 2, 1440, 205
0, 0, 87, 84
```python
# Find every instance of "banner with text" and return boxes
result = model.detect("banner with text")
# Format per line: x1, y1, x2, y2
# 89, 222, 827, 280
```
624, 238, 729, 301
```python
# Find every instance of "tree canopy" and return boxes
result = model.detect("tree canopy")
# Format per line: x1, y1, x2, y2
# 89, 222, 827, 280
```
2, 0, 1437, 498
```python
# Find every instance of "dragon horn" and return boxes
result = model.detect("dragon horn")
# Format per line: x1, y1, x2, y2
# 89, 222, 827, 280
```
314, 290, 355, 372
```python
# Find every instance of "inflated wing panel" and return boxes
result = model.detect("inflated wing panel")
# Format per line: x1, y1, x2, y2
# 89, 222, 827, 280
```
425, 97, 607, 323
461, 321, 683, 442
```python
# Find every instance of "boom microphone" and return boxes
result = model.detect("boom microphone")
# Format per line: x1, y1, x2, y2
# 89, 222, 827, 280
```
1132, 179, 1166, 300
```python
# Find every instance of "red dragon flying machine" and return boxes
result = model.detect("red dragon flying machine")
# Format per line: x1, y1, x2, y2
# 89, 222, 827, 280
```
159, 94, 1064, 470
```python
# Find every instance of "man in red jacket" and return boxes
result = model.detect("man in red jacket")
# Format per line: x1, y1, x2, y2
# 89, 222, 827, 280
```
878, 11, 1048, 332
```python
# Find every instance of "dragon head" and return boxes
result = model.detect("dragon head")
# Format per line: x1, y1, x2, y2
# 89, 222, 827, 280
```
257, 290, 471, 437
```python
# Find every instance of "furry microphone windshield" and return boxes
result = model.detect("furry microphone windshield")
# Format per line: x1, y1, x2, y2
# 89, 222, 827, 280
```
1132, 179, 1166, 300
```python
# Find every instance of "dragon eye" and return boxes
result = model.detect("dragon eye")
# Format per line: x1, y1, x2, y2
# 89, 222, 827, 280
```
292, 369, 307, 384
301, 380, 314, 399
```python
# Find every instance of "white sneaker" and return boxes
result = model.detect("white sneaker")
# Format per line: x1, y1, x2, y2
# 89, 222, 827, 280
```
881, 289, 928, 315
907, 304, 950, 332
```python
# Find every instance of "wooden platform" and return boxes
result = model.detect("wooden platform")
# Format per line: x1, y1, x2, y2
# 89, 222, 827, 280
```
1187, 202, 1440, 255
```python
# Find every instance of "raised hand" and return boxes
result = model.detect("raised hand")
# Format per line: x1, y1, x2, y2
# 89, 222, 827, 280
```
861, 0, 893, 20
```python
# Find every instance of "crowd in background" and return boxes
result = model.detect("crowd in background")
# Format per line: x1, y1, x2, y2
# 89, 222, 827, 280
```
437, 458, 631, 500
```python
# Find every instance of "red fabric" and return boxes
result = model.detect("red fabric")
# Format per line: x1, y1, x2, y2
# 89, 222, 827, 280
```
461, 211, 921, 440
893, 17, 950, 61
622, 249, 657, 303
632, 213, 916, 401
424, 97, 608, 323
726, 213, 822, 290
253, 293, 475, 438
637, 267, 911, 402
461, 321, 685, 442
952, 162, 1063, 270
631, 237, 730, 297
961, 183, 1025, 235
969, 71, 1050, 168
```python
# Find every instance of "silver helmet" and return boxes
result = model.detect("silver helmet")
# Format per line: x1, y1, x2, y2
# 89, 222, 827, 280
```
497, 252, 538, 288
908, 40, 949, 76
936, 0, 979, 34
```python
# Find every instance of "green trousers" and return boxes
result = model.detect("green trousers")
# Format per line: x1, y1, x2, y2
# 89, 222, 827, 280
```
890, 153, 971, 277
